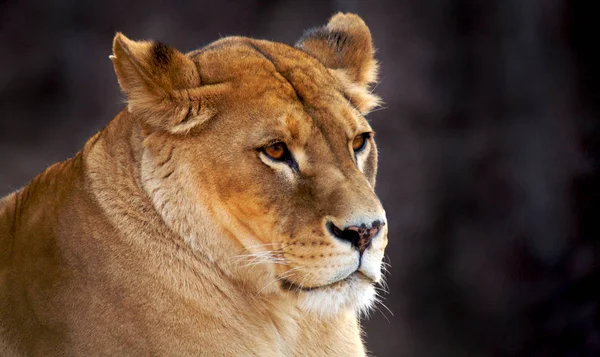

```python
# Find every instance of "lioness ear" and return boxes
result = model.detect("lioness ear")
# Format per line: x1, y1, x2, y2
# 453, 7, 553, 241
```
296, 13, 380, 113
111, 33, 216, 134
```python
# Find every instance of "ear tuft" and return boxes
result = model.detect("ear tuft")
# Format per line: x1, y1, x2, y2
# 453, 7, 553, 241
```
111, 33, 219, 134
296, 13, 378, 87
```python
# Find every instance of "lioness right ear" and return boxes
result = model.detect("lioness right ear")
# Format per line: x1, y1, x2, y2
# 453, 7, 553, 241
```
111, 33, 217, 134
295, 13, 381, 114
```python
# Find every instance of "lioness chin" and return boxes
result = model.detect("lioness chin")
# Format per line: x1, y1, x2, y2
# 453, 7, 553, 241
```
0, 13, 388, 357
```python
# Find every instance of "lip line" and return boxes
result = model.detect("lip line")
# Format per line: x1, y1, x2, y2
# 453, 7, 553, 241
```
280, 271, 369, 292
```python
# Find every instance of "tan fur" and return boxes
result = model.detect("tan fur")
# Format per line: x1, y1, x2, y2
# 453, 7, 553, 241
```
0, 13, 387, 356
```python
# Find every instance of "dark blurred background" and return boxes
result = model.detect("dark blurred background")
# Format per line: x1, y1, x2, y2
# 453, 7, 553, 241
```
1, 0, 599, 356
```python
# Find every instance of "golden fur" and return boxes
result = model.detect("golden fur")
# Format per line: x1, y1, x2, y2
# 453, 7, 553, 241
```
0, 13, 387, 356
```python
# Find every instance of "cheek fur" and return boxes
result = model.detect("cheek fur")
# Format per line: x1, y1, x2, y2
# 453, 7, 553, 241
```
362, 143, 377, 186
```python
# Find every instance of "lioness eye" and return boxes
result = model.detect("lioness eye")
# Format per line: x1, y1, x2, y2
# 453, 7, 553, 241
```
352, 134, 367, 152
263, 142, 287, 161
259, 141, 299, 172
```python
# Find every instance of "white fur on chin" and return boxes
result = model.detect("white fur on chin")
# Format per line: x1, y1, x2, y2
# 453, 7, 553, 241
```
295, 275, 376, 318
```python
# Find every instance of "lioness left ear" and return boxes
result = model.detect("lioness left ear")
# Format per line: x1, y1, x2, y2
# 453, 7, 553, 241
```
111, 33, 219, 134
295, 13, 380, 113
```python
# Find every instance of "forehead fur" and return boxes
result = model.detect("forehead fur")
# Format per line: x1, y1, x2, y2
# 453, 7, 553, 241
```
188, 38, 380, 118
188, 39, 338, 104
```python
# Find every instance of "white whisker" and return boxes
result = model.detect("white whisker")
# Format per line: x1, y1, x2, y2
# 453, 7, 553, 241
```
373, 295, 394, 319
361, 106, 387, 116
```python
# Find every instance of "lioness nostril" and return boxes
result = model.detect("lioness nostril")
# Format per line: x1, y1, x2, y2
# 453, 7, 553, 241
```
326, 220, 384, 254
327, 222, 345, 239
372, 220, 382, 228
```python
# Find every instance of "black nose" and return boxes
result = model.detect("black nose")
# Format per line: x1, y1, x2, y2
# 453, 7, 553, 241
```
327, 220, 385, 254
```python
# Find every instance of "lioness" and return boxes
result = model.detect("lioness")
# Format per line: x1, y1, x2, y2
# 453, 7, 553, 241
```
0, 13, 388, 356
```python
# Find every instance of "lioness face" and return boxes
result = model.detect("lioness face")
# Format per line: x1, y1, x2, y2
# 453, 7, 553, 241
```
113, 14, 387, 315
181, 43, 386, 316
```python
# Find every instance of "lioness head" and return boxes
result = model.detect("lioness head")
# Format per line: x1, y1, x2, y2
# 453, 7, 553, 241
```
111, 13, 387, 316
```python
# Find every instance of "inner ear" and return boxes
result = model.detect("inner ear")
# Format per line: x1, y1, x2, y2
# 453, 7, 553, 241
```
112, 34, 200, 100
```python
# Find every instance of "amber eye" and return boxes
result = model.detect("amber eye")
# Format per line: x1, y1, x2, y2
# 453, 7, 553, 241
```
352, 134, 367, 152
259, 141, 299, 171
263, 142, 287, 160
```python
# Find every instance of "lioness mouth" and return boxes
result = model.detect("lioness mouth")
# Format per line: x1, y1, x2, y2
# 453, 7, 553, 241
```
280, 271, 367, 292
